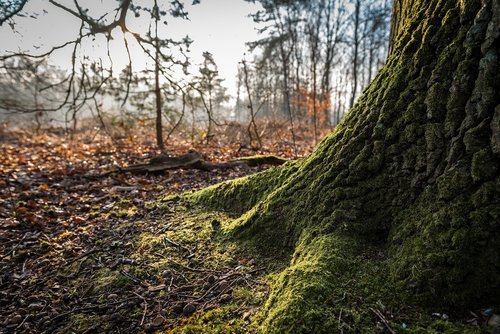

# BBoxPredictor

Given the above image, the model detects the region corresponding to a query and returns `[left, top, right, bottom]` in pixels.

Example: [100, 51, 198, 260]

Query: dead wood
[123, 150, 204, 172]
[88, 151, 288, 177]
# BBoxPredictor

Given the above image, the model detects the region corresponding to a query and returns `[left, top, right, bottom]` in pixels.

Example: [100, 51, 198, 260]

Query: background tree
[246, 0, 391, 136]
[249, 0, 300, 152]
[0, 0, 28, 25]
[240, 58, 263, 148]
[0, 56, 66, 129]
[190, 0, 500, 332]
[0, 0, 193, 149]
[190, 52, 228, 145]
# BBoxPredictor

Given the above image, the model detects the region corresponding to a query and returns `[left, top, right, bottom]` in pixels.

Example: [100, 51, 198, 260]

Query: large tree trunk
[190, 0, 499, 332]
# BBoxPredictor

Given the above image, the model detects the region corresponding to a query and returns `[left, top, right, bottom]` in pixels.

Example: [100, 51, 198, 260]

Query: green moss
[172, 305, 257, 333]
[425, 123, 444, 151]
[404, 320, 481, 334]
[93, 268, 131, 293]
[107, 208, 133, 218]
[261, 233, 355, 333]
[89, 211, 100, 219]
[436, 167, 473, 200]
[471, 149, 497, 181]
[402, 123, 421, 144]
[389, 184, 500, 307]
[232, 287, 264, 306]
[189, 162, 299, 215]
[160, 194, 181, 202]
[39, 240, 52, 249]
[60, 314, 99, 334]
[403, 96, 426, 125]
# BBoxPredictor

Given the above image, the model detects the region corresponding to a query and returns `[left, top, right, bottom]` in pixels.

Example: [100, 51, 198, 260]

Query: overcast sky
[0, 0, 264, 98]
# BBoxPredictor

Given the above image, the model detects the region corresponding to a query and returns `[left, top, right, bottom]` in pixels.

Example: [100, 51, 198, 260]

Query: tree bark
[190, 0, 500, 332]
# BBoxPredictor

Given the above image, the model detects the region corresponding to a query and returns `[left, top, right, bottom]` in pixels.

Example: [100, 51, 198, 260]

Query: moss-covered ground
[180, 171, 494, 334]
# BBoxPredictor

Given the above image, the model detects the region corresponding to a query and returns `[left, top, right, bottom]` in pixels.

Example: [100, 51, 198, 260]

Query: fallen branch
[121, 151, 205, 172]
[86, 151, 288, 177]
[223, 155, 287, 167]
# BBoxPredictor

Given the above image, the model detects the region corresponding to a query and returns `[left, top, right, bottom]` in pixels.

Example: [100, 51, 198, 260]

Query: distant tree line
[0, 0, 390, 150]
[237, 0, 391, 144]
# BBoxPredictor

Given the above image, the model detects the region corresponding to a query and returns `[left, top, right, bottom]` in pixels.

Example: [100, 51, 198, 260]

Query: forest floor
[0, 126, 318, 333]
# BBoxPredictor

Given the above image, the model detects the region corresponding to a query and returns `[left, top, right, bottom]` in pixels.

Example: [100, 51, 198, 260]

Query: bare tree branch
[0, 0, 29, 26]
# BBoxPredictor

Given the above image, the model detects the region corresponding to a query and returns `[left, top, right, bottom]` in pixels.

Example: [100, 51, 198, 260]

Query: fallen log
[122, 151, 204, 172]
[216, 155, 288, 168]
[87, 151, 288, 178]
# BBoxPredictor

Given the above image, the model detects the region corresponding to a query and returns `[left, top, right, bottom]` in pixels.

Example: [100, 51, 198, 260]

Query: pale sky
[0, 0, 265, 98]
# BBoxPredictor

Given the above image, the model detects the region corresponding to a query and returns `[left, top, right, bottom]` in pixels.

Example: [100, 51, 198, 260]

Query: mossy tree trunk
[191, 0, 499, 332]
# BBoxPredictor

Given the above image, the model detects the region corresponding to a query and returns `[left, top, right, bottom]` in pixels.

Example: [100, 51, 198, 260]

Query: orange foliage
[291, 86, 331, 126]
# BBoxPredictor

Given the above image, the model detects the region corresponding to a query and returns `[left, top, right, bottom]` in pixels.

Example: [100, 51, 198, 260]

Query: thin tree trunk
[242, 60, 262, 148]
[349, 0, 360, 109]
[154, 1, 164, 151]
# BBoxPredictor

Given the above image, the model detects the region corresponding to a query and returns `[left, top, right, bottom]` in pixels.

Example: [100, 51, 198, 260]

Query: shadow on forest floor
[0, 128, 307, 333]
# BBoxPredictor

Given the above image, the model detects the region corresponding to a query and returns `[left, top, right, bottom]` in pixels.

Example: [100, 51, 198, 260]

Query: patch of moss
[57, 313, 99, 334]
[171, 305, 257, 334]
[107, 207, 136, 219]
[93, 268, 131, 293]
[188, 162, 299, 215]
[471, 149, 497, 182]
[89, 210, 101, 219]
[403, 322, 480, 333]
[390, 184, 500, 307]
[436, 166, 473, 200]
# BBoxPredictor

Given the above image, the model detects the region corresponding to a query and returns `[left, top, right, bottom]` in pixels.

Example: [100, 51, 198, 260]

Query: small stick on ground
[65, 248, 98, 265]
[133, 292, 148, 326]
[167, 258, 222, 274]
[162, 237, 192, 254]
[369, 307, 396, 334]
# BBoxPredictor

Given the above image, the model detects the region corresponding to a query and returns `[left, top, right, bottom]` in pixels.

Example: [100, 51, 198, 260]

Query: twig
[202, 276, 243, 310]
[133, 292, 148, 326]
[162, 237, 191, 254]
[369, 307, 396, 334]
[1, 233, 28, 260]
[65, 248, 98, 265]
[168, 259, 221, 274]
[110, 175, 133, 186]
[4, 172, 18, 221]
[14, 315, 29, 330]
[168, 275, 174, 291]
[246, 267, 266, 275]
[81, 323, 101, 334]
[50, 297, 137, 323]
[119, 270, 146, 285]
[171, 267, 189, 283]
[333, 291, 347, 304]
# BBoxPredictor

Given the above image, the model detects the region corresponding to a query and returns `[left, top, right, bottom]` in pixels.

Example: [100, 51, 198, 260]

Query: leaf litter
[0, 129, 311, 333]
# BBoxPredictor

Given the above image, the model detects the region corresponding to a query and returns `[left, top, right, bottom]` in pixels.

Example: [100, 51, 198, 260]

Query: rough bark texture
[187, 0, 499, 332]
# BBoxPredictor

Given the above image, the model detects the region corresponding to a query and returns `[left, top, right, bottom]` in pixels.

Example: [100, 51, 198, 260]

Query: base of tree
[172, 158, 497, 333]
[167, 1, 500, 331]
